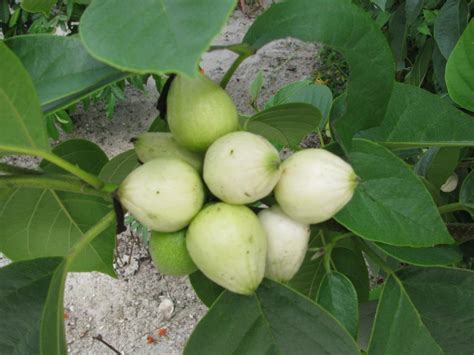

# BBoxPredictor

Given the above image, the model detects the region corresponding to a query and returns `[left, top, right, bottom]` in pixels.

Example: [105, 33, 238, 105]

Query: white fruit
[203, 131, 281, 204]
[275, 149, 357, 224]
[186, 203, 267, 295]
[132, 132, 203, 171]
[118, 158, 205, 232]
[258, 205, 310, 282]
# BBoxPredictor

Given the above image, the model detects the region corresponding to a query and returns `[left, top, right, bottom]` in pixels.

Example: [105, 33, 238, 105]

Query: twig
[92, 334, 121, 354]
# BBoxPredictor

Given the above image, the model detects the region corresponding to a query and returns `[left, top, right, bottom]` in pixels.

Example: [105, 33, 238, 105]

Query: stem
[220, 52, 252, 89]
[0, 175, 112, 200]
[40, 151, 105, 189]
[438, 202, 467, 214]
[320, 231, 332, 273]
[0, 162, 42, 175]
[0, 146, 106, 189]
[67, 210, 116, 260]
[355, 238, 394, 275]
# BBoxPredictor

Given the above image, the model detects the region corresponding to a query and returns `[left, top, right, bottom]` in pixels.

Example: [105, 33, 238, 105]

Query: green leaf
[0, 257, 68, 355]
[399, 267, 474, 354]
[0, 140, 114, 275]
[414, 147, 460, 189]
[405, 0, 424, 25]
[460, 170, 474, 215]
[405, 38, 435, 86]
[21, 0, 56, 15]
[6, 35, 127, 114]
[432, 43, 448, 93]
[40, 139, 108, 175]
[374, 243, 462, 266]
[434, 0, 469, 59]
[79, 0, 236, 76]
[389, 4, 408, 71]
[243, 103, 321, 149]
[243, 0, 394, 151]
[316, 271, 358, 338]
[368, 275, 443, 354]
[358, 82, 474, 147]
[358, 301, 377, 351]
[99, 150, 140, 185]
[265, 80, 333, 127]
[0, 188, 115, 275]
[189, 270, 224, 308]
[184, 279, 360, 355]
[332, 247, 370, 302]
[249, 70, 264, 104]
[335, 139, 454, 247]
[446, 21, 474, 112]
[0, 42, 50, 153]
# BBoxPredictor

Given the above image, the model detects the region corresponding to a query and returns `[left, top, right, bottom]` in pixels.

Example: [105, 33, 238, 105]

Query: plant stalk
[0, 175, 112, 200]
[220, 52, 253, 89]
[438, 202, 467, 215]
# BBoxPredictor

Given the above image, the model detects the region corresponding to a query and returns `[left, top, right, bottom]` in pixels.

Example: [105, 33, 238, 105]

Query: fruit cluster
[119, 73, 357, 295]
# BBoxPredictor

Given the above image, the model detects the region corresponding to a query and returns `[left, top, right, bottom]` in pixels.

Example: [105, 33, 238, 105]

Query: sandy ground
[1, 8, 320, 354]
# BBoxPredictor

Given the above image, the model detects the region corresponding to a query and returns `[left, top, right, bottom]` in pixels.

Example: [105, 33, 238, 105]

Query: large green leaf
[243, 103, 321, 150]
[434, 0, 468, 59]
[189, 270, 224, 308]
[446, 21, 474, 112]
[0, 42, 50, 153]
[6, 35, 127, 114]
[265, 80, 333, 127]
[184, 279, 360, 355]
[389, 4, 408, 71]
[316, 271, 358, 338]
[0, 257, 68, 355]
[80, 0, 236, 76]
[368, 275, 443, 354]
[359, 82, 474, 146]
[99, 150, 140, 185]
[0, 140, 114, 275]
[404, 38, 434, 86]
[399, 267, 474, 354]
[335, 139, 454, 247]
[243, 0, 395, 151]
[374, 243, 462, 266]
[21, 0, 55, 15]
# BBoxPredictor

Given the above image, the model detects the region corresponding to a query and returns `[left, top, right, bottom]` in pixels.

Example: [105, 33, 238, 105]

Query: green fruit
[149, 230, 197, 276]
[132, 132, 203, 171]
[186, 203, 267, 295]
[167, 73, 239, 152]
[118, 158, 205, 232]
[203, 131, 281, 204]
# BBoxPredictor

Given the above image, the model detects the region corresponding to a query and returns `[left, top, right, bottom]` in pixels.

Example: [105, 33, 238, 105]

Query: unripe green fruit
[203, 131, 281, 204]
[132, 132, 203, 172]
[167, 73, 239, 152]
[149, 230, 197, 276]
[258, 205, 310, 283]
[275, 149, 357, 224]
[118, 158, 205, 232]
[186, 203, 267, 295]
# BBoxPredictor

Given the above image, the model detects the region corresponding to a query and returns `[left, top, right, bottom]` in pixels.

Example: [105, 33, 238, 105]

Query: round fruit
[167, 73, 239, 152]
[258, 205, 310, 282]
[186, 203, 267, 295]
[203, 131, 281, 204]
[132, 132, 203, 171]
[118, 158, 205, 232]
[149, 230, 197, 276]
[275, 149, 357, 224]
